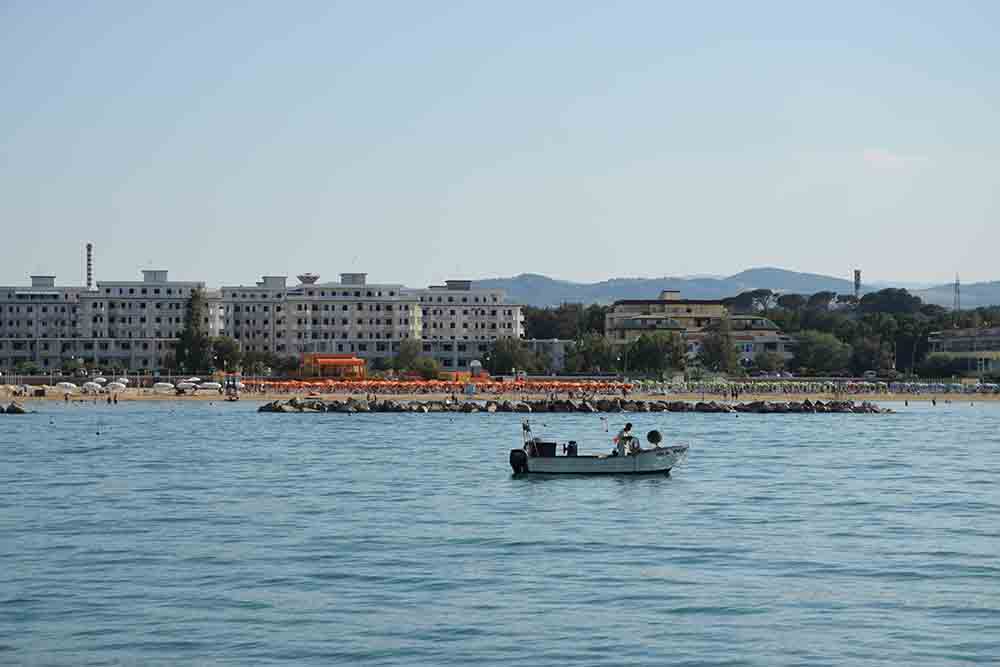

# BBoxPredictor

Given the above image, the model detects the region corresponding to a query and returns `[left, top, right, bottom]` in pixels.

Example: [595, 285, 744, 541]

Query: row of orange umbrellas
[246, 379, 634, 392]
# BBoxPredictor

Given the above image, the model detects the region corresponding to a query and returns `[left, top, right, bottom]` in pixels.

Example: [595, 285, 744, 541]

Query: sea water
[2, 401, 999, 665]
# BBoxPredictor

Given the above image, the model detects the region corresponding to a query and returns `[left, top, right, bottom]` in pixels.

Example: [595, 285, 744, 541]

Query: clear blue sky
[2, 1, 997, 288]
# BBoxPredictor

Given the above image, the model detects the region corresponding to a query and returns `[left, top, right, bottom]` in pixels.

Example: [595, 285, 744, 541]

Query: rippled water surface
[2, 401, 1000, 665]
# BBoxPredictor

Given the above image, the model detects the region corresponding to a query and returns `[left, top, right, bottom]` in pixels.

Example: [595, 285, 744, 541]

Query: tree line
[729, 287, 998, 378]
[518, 288, 1000, 379]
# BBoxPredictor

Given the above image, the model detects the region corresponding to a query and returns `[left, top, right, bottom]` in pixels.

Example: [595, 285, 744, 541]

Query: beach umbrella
[106, 382, 127, 391]
[185, 377, 202, 383]
[93, 377, 108, 384]
[198, 382, 221, 390]
[82, 381, 102, 393]
[56, 381, 78, 392]
[176, 382, 196, 390]
[153, 382, 175, 391]
[116, 377, 129, 385]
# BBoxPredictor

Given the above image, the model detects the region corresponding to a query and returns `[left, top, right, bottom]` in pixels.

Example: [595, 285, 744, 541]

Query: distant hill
[914, 281, 1000, 309]
[474, 268, 1000, 308]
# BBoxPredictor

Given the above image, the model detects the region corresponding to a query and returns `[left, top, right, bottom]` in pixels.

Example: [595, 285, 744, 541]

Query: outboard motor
[647, 430, 663, 446]
[510, 449, 529, 474]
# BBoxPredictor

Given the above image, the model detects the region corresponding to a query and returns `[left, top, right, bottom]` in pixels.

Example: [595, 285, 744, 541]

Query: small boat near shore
[509, 421, 688, 476]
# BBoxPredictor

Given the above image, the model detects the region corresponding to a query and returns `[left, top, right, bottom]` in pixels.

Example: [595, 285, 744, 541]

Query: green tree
[768, 307, 801, 334]
[175, 288, 212, 372]
[370, 357, 392, 372]
[583, 304, 608, 335]
[15, 360, 41, 374]
[836, 294, 860, 307]
[626, 332, 683, 376]
[754, 350, 785, 372]
[160, 351, 177, 372]
[749, 289, 777, 314]
[849, 337, 893, 376]
[806, 291, 837, 310]
[776, 293, 807, 311]
[697, 317, 740, 373]
[859, 288, 922, 315]
[792, 330, 852, 374]
[393, 339, 423, 371]
[522, 306, 559, 339]
[410, 356, 441, 380]
[916, 353, 965, 379]
[212, 336, 242, 371]
[920, 304, 949, 320]
[274, 355, 302, 375]
[894, 315, 928, 373]
[523, 303, 603, 340]
[242, 350, 275, 375]
[484, 338, 541, 375]
[721, 292, 756, 313]
[61, 357, 86, 374]
[564, 333, 616, 373]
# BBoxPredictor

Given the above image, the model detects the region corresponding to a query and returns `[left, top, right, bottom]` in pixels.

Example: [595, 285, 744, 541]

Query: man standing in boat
[613, 422, 633, 456]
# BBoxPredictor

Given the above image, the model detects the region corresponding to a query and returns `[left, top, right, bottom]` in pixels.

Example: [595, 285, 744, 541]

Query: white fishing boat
[509, 421, 688, 476]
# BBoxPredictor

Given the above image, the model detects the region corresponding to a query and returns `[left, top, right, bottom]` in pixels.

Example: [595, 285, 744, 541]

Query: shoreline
[4, 388, 997, 404]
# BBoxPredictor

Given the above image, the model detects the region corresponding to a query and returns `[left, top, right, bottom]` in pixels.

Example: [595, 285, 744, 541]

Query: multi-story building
[220, 272, 423, 367]
[605, 290, 727, 348]
[410, 280, 524, 370]
[928, 328, 1000, 375]
[0, 270, 215, 372]
[0, 268, 523, 374]
[686, 315, 797, 366]
[77, 270, 214, 371]
[219, 276, 293, 357]
[218, 273, 525, 371]
[0, 275, 87, 371]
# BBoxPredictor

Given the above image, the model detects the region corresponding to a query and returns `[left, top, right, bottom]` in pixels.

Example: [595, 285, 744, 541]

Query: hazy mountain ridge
[473, 268, 1000, 308]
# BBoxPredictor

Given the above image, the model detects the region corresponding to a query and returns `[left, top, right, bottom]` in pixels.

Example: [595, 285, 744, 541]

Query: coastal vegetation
[523, 287, 1000, 379]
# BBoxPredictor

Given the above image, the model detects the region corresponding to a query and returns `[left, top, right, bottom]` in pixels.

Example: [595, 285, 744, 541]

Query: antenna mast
[953, 274, 961, 327]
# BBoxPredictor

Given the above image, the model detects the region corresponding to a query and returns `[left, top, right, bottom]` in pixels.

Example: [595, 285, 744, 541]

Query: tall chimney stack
[86, 243, 93, 289]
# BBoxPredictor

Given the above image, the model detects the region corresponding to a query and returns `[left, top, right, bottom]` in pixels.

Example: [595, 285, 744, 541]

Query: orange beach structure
[301, 354, 367, 379]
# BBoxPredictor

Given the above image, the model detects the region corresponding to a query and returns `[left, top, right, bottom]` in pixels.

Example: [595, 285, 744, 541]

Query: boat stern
[509, 449, 529, 474]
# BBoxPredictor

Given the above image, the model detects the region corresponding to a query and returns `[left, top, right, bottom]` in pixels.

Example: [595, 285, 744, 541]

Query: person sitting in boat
[613, 423, 634, 456]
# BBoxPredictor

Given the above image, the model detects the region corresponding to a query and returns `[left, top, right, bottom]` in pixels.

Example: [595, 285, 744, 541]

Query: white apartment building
[76, 270, 216, 371]
[219, 275, 524, 370]
[0, 269, 523, 373]
[220, 273, 423, 365]
[410, 280, 524, 369]
[0, 270, 214, 372]
[0, 276, 87, 371]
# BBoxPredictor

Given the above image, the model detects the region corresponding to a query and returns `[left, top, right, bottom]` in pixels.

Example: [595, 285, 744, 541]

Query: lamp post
[617, 346, 628, 377]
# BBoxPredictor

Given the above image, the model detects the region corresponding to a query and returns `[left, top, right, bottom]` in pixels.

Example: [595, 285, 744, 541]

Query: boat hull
[512, 445, 688, 475]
